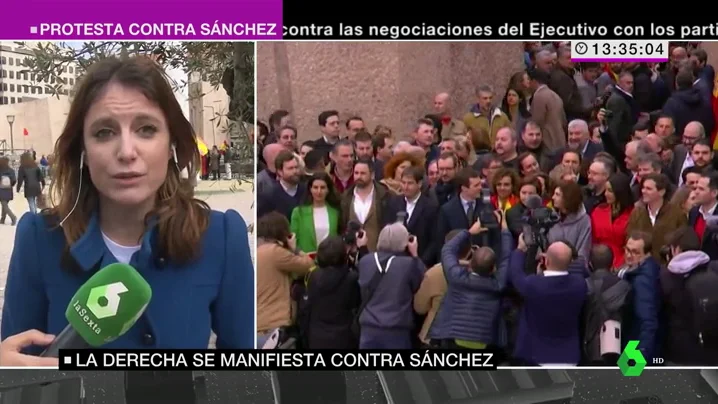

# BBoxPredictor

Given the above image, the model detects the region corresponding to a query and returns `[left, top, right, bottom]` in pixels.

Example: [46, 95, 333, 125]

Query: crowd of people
[0, 151, 48, 224]
[255, 41, 718, 366]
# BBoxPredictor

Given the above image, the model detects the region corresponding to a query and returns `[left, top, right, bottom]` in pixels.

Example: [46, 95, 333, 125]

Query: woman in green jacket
[291, 172, 341, 253]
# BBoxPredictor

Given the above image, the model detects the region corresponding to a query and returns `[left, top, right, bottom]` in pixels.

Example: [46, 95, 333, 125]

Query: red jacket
[590, 203, 633, 269]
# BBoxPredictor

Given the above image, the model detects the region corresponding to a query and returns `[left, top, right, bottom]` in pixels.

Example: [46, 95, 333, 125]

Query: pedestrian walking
[0, 156, 17, 225]
[16, 153, 45, 214]
[209, 146, 221, 180]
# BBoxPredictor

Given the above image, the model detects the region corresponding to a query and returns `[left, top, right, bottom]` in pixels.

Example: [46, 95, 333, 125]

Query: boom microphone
[40, 263, 153, 357]
[524, 194, 544, 210]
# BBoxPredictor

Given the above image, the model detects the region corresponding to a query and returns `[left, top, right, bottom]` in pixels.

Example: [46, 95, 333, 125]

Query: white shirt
[678, 153, 694, 187]
[542, 270, 568, 277]
[313, 206, 330, 245]
[102, 232, 141, 264]
[353, 185, 374, 224]
[647, 204, 660, 226]
[460, 197, 475, 216]
[405, 193, 421, 222]
[699, 202, 718, 219]
[280, 180, 298, 197]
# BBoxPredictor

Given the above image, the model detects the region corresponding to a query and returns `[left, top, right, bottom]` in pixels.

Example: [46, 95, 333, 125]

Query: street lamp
[6, 115, 14, 154]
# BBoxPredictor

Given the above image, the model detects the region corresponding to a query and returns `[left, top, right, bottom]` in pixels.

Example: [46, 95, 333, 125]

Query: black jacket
[304, 265, 360, 349]
[662, 86, 715, 138]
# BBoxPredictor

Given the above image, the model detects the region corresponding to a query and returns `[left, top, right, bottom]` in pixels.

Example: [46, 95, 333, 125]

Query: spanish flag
[491, 194, 520, 213]
[712, 74, 718, 150]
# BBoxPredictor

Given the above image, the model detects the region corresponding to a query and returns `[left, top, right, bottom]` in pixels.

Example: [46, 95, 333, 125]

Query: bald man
[508, 238, 588, 365]
[662, 46, 688, 93]
[433, 92, 466, 139]
[257, 143, 284, 197]
[673, 121, 706, 185]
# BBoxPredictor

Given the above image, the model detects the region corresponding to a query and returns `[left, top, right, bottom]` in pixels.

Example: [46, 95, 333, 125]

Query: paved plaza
[0, 179, 255, 330]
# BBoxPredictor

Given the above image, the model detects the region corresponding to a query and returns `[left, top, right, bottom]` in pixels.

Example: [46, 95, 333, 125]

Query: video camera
[478, 187, 499, 230]
[521, 194, 560, 252]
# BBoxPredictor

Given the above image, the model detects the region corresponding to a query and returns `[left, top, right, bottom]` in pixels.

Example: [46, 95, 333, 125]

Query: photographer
[507, 235, 588, 365]
[302, 236, 360, 349]
[439, 210, 514, 351]
[660, 226, 718, 365]
[356, 223, 425, 349]
[548, 180, 592, 262]
[256, 212, 315, 348]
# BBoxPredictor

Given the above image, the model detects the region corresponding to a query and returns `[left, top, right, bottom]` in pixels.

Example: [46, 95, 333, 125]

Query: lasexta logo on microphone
[72, 282, 128, 335]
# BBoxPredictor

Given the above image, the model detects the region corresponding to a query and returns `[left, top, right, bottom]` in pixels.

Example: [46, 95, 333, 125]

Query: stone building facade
[257, 42, 525, 142]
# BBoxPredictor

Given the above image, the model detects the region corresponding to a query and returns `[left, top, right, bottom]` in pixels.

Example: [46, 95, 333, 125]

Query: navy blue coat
[622, 256, 663, 363]
[662, 86, 715, 138]
[0, 167, 16, 202]
[438, 229, 513, 345]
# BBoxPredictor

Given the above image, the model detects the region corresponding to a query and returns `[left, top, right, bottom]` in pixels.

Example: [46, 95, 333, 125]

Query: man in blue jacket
[508, 235, 587, 365]
[619, 231, 663, 364]
[437, 210, 513, 351]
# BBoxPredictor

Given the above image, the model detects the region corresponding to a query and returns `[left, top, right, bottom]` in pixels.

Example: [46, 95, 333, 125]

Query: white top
[405, 193, 421, 222]
[353, 185, 374, 224]
[313, 206, 330, 245]
[678, 153, 694, 187]
[102, 232, 141, 264]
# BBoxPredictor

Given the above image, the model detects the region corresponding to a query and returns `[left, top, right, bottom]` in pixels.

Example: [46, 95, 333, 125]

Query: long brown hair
[48, 56, 209, 265]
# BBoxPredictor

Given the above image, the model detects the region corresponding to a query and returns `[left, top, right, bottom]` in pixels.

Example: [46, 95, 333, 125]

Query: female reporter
[0, 56, 254, 365]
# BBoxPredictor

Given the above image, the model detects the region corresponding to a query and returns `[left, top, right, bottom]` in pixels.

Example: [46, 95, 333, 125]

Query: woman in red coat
[590, 172, 636, 269]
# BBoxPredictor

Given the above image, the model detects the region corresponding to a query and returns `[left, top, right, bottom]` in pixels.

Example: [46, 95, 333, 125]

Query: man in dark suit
[436, 167, 499, 259]
[671, 121, 707, 185]
[257, 150, 305, 220]
[312, 110, 342, 159]
[688, 173, 718, 260]
[385, 166, 439, 266]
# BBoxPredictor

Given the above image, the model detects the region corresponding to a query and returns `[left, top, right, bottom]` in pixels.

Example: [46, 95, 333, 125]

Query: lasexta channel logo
[617, 340, 647, 376]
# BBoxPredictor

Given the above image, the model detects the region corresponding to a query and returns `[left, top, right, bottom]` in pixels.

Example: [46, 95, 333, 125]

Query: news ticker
[59, 349, 498, 371]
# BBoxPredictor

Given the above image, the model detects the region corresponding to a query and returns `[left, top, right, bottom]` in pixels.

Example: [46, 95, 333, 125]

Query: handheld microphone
[40, 263, 153, 357]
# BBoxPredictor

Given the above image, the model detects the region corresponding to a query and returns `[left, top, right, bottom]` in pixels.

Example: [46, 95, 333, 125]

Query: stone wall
[257, 42, 525, 141]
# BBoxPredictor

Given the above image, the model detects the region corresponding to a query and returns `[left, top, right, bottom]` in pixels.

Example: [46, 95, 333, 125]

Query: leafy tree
[15, 41, 254, 165]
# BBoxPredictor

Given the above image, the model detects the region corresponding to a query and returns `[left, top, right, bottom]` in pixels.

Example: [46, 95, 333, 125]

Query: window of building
[69, 66, 74, 74]
[10, 97, 15, 104]
[70, 78, 75, 85]
[0, 57, 5, 64]
[18, 98, 22, 103]
[63, 66, 67, 73]
[31, 73, 35, 82]
[9, 84, 14, 92]
[8, 58, 13, 66]
[23, 85, 28, 93]
[0, 97, 7, 105]
[0, 70, 5, 78]
[9, 71, 13, 79]
[1, 83, 6, 91]
[30, 86, 35, 94]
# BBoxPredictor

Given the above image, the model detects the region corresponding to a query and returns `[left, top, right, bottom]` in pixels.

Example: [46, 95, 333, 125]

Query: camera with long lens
[343, 221, 362, 245]
[522, 195, 560, 253]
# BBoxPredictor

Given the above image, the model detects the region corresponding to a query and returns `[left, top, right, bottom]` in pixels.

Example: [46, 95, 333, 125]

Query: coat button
[143, 333, 155, 346]
[155, 257, 166, 268]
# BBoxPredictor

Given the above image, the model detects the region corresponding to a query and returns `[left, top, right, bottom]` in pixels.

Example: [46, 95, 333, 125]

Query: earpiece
[171, 144, 178, 165]
[79, 151, 85, 168]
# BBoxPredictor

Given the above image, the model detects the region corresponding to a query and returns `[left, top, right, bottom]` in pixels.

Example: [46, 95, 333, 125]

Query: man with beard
[493, 127, 520, 171]
[340, 159, 389, 252]
[434, 152, 459, 205]
[257, 150, 305, 220]
[690, 139, 715, 176]
[672, 121, 705, 185]
[518, 120, 555, 172]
